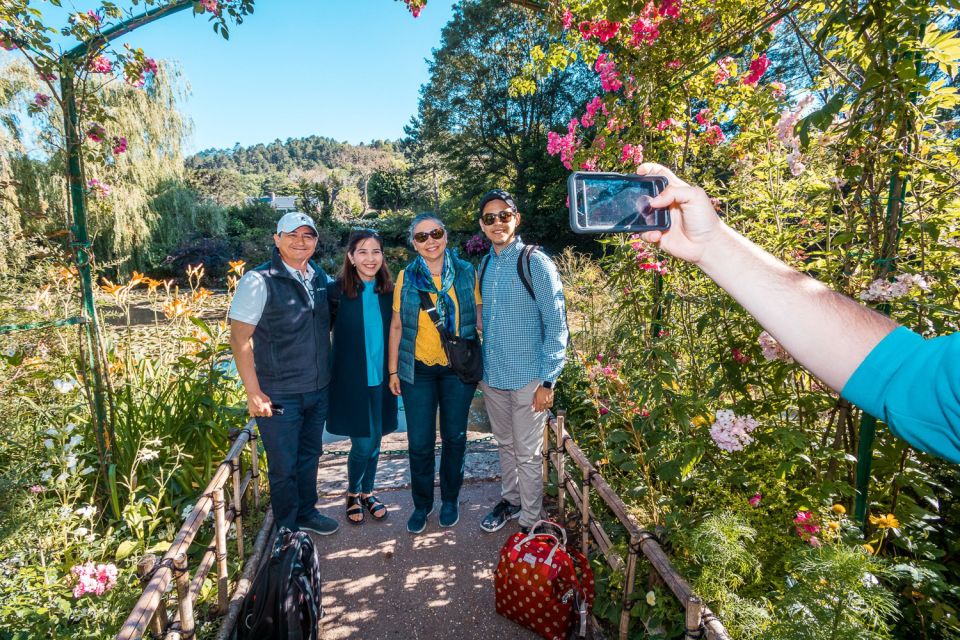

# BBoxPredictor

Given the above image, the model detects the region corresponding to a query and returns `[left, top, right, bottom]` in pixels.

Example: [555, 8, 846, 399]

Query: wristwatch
[541, 380, 554, 390]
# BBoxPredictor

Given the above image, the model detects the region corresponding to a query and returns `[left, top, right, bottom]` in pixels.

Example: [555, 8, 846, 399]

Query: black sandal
[361, 494, 388, 520]
[346, 494, 364, 525]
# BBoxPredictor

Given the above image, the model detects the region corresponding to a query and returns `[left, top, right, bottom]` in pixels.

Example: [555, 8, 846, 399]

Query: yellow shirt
[393, 270, 481, 367]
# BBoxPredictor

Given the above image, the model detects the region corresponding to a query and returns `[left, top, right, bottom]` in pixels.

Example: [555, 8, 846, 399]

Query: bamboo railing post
[580, 468, 591, 557]
[136, 554, 167, 636]
[556, 413, 567, 524]
[231, 458, 245, 561]
[542, 417, 551, 484]
[249, 428, 261, 510]
[212, 487, 230, 614]
[172, 553, 194, 638]
[685, 596, 703, 639]
[619, 536, 640, 639]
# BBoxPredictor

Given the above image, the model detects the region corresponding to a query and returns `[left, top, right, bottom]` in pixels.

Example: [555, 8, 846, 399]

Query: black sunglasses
[480, 210, 517, 225]
[413, 228, 445, 243]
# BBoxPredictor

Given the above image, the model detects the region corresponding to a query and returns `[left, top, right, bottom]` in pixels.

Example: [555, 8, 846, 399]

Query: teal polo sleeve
[841, 326, 960, 463]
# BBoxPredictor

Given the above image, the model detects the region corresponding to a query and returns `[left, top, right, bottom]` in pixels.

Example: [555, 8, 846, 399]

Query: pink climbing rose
[742, 54, 770, 86]
[704, 124, 725, 145]
[595, 54, 623, 92]
[749, 493, 761, 507]
[621, 143, 644, 167]
[88, 56, 112, 74]
[112, 137, 127, 155]
[562, 9, 574, 30]
[71, 562, 118, 598]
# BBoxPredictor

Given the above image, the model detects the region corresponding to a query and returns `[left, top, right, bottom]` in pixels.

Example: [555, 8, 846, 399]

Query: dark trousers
[347, 385, 384, 495]
[400, 361, 476, 511]
[256, 386, 328, 531]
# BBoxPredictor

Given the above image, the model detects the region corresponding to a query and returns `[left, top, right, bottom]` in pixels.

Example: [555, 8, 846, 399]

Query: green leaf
[115, 539, 138, 561]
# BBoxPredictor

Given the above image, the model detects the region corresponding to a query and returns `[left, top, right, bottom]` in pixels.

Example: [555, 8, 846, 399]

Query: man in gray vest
[229, 212, 338, 535]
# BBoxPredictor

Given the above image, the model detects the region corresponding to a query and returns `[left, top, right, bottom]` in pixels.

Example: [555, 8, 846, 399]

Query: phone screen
[569, 173, 670, 233]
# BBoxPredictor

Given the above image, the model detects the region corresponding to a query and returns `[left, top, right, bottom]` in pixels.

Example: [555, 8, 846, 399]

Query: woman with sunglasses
[388, 213, 482, 534]
[327, 229, 398, 525]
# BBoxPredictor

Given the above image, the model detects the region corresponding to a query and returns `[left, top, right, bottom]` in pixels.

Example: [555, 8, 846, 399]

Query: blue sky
[13, 0, 456, 153]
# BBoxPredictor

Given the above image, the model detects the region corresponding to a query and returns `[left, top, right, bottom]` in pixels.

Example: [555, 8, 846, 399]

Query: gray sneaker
[297, 511, 340, 536]
[480, 499, 521, 532]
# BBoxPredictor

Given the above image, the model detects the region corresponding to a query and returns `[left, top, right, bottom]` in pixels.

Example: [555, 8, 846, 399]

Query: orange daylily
[228, 260, 246, 275]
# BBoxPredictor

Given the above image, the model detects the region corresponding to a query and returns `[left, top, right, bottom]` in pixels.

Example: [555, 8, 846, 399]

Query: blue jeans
[400, 362, 477, 511]
[347, 385, 384, 494]
[256, 387, 328, 531]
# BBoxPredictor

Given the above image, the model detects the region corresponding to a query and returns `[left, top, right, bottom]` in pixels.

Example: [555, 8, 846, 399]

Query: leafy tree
[407, 0, 595, 247]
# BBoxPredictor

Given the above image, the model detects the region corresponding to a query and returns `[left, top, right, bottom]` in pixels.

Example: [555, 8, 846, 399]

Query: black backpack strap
[478, 254, 491, 293]
[327, 281, 342, 326]
[517, 244, 539, 300]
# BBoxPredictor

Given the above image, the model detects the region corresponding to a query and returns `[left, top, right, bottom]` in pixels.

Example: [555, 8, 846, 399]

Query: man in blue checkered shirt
[476, 189, 569, 534]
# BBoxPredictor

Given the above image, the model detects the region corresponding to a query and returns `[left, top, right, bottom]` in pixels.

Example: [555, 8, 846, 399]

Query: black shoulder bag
[417, 290, 483, 385]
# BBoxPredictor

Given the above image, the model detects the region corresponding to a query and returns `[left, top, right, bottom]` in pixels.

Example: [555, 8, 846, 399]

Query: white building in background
[244, 193, 298, 212]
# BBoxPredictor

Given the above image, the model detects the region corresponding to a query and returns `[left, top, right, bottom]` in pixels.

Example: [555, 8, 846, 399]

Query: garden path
[308, 428, 538, 639]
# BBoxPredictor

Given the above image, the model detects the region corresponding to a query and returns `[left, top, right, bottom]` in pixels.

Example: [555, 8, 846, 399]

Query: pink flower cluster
[794, 510, 821, 546]
[29, 485, 43, 494]
[656, 118, 676, 131]
[595, 54, 623, 92]
[776, 94, 815, 147]
[579, 19, 621, 42]
[128, 57, 159, 88]
[749, 493, 761, 507]
[88, 56, 112, 74]
[34, 93, 51, 108]
[112, 137, 127, 155]
[630, 235, 668, 274]
[741, 54, 770, 86]
[758, 331, 793, 362]
[86, 124, 106, 143]
[87, 178, 112, 199]
[547, 118, 580, 170]
[630, 13, 660, 46]
[860, 273, 929, 302]
[704, 124, 725, 145]
[659, 0, 682, 18]
[562, 9, 574, 30]
[580, 97, 608, 128]
[731, 348, 751, 364]
[695, 108, 712, 126]
[709, 409, 759, 452]
[621, 143, 644, 167]
[580, 157, 598, 171]
[666, 59, 682, 70]
[770, 81, 786, 99]
[713, 56, 734, 84]
[199, 0, 221, 15]
[71, 562, 118, 598]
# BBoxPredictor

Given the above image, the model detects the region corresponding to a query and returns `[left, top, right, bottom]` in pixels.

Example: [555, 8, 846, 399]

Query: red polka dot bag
[494, 520, 596, 639]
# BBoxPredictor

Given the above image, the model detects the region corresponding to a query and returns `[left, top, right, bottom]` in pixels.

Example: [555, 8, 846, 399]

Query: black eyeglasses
[480, 210, 517, 225]
[413, 228, 445, 243]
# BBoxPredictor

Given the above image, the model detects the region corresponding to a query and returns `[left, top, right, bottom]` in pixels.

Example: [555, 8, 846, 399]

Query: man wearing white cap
[229, 212, 339, 535]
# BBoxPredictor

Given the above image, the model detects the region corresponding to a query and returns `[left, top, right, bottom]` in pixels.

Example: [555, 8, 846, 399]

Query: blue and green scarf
[409, 250, 457, 335]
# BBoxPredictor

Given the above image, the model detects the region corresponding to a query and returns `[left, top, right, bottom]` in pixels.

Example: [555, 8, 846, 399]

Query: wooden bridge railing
[117, 420, 272, 640]
[543, 411, 731, 640]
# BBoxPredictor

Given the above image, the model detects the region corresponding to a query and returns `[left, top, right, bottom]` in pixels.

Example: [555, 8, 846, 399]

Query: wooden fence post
[172, 553, 195, 638]
[249, 428, 261, 510]
[685, 596, 703, 639]
[231, 458, 245, 561]
[136, 554, 168, 636]
[580, 468, 591, 558]
[619, 536, 639, 639]
[556, 412, 567, 524]
[212, 487, 230, 615]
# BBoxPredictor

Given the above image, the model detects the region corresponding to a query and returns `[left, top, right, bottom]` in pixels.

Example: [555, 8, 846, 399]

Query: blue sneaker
[439, 501, 459, 528]
[297, 511, 340, 536]
[480, 499, 521, 533]
[407, 504, 434, 534]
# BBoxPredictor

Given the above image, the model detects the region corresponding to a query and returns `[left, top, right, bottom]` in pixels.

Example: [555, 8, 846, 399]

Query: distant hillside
[187, 135, 401, 176]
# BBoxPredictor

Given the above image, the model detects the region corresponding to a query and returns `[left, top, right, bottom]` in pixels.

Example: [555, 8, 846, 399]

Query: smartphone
[270, 403, 285, 416]
[568, 172, 670, 233]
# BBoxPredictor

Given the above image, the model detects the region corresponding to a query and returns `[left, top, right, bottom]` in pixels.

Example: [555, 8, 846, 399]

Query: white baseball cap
[276, 211, 318, 235]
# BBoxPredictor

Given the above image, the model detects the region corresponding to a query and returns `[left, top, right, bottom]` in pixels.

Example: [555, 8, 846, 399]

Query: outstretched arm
[636, 163, 898, 393]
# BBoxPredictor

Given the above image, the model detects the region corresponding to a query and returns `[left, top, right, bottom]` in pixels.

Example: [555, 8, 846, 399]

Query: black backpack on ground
[235, 527, 324, 640]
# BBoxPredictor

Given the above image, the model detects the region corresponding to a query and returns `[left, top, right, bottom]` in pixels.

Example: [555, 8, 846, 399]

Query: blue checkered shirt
[480, 237, 568, 391]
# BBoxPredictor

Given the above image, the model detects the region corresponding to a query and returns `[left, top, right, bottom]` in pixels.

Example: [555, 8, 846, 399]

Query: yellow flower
[691, 415, 711, 428]
[862, 543, 875, 555]
[868, 513, 899, 529]
[828, 521, 840, 531]
[832, 504, 846, 515]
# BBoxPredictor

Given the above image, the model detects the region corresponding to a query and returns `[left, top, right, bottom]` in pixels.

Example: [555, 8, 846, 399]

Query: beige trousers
[480, 379, 547, 528]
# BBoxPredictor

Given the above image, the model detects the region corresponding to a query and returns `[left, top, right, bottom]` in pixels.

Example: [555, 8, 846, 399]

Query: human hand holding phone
[634, 163, 724, 266]
[246, 389, 273, 418]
